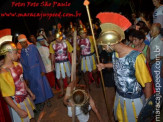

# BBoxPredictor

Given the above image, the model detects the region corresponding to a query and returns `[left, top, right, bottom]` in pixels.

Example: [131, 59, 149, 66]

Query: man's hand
[97, 63, 105, 71]
[17, 109, 28, 118]
[63, 95, 69, 106]
[30, 93, 36, 100]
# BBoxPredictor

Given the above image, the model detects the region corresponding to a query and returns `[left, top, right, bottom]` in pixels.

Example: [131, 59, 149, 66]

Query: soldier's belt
[55, 59, 69, 63]
[81, 52, 95, 57]
[117, 90, 143, 99]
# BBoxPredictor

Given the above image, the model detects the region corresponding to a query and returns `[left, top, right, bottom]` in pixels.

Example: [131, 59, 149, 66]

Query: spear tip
[83, 0, 90, 6]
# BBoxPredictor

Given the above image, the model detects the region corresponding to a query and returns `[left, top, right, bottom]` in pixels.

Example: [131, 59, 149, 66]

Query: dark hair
[0, 55, 5, 61]
[73, 91, 85, 104]
[139, 26, 150, 34]
[136, 21, 146, 28]
[73, 91, 89, 115]
[81, 102, 89, 115]
[132, 30, 145, 40]
[128, 29, 137, 36]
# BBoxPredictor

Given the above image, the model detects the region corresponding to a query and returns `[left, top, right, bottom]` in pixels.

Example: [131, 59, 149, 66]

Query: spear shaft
[84, 0, 111, 119]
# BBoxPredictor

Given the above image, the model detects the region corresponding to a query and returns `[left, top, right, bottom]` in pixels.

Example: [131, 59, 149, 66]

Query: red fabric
[0, 29, 11, 38]
[88, 72, 100, 84]
[96, 12, 131, 31]
[55, 79, 60, 90]
[56, 78, 68, 90]
[68, 53, 72, 64]
[146, 62, 156, 93]
[63, 78, 68, 88]
[45, 71, 55, 87]
[0, 93, 12, 122]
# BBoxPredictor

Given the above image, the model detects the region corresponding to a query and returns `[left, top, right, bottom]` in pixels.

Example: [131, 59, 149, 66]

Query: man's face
[29, 36, 36, 44]
[39, 40, 45, 46]
[19, 41, 28, 48]
[8, 50, 18, 61]
[152, 0, 160, 7]
[102, 45, 113, 53]
[56, 37, 63, 43]
[150, 25, 159, 38]
[80, 32, 87, 39]
[136, 25, 140, 30]
[132, 37, 143, 47]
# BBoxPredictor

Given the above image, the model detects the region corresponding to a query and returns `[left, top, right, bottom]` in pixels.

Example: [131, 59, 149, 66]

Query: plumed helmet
[78, 20, 87, 35]
[0, 29, 16, 56]
[55, 31, 63, 40]
[79, 28, 87, 35]
[96, 12, 131, 45]
[0, 42, 17, 56]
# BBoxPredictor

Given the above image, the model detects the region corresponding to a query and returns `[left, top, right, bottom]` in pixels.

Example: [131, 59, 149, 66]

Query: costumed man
[63, 82, 103, 122]
[36, 36, 55, 88]
[0, 29, 12, 122]
[96, 12, 153, 122]
[77, 23, 99, 90]
[49, 31, 73, 98]
[0, 29, 35, 122]
[36, 28, 49, 46]
[18, 34, 53, 111]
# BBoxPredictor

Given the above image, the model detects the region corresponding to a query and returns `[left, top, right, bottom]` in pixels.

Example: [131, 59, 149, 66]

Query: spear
[83, 0, 111, 120]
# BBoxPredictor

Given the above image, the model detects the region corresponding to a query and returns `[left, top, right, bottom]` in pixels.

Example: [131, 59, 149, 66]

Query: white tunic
[37, 46, 52, 73]
[68, 105, 91, 122]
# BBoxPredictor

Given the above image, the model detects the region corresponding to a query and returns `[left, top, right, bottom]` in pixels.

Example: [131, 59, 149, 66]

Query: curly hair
[81, 101, 90, 115]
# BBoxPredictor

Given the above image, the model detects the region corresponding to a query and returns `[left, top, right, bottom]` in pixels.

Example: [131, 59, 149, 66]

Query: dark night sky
[0, 0, 156, 37]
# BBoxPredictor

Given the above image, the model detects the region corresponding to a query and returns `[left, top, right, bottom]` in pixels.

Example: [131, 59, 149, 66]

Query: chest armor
[112, 50, 143, 98]
[9, 64, 27, 103]
[78, 38, 91, 55]
[53, 41, 68, 61]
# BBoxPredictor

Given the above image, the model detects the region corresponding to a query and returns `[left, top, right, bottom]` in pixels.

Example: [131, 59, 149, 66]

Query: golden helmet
[55, 31, 63, 40]
[79, 28, 87, 35]
[97, 23, 124, 45]
[0, 42, 17, 56]
[0, 28, 16, 56]
[96, 12, 131, 46]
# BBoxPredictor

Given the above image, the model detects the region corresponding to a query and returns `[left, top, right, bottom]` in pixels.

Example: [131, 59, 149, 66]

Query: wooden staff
[83, 0, 111, 119]
[71, 29, 77, 122]
[71, 29, 77, 83]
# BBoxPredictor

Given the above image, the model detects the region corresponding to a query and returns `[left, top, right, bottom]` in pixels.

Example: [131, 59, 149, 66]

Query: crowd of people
[0, 0, 163, 122]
